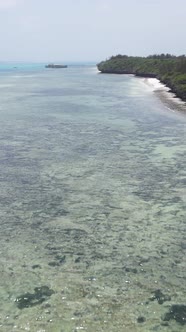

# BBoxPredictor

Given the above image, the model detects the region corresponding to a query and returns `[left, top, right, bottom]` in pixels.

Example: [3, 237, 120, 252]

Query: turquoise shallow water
[0, 65, 186, 331]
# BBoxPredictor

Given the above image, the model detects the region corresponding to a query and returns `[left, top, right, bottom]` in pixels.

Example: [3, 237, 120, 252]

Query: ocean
[0, 63, 185, 332]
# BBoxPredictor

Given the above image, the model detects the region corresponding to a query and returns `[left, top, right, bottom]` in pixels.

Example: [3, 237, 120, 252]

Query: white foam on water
[142, 77, 186, 109]
[11, 75, 36, 78]
[143, 78, 169, 91]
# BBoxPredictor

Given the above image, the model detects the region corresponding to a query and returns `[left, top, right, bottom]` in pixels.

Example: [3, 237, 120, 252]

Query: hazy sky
[0, 0, 185, 62]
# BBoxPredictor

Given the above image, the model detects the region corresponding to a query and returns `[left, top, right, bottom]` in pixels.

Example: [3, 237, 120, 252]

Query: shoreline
[98, 71, 186, 112]
[97, 55, 186, 103]
[142, 77, 186, 112]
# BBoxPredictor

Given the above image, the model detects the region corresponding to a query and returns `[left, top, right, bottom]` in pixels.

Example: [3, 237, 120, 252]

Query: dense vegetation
[97, 54, 186, 101]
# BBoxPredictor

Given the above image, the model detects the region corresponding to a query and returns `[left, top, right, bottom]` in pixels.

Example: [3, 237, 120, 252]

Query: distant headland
[97, 54, 186, 102]
[45, 64, 68, 68]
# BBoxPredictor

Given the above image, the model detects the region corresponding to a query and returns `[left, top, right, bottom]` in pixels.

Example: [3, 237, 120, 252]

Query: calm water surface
[0, 65, 186, 332]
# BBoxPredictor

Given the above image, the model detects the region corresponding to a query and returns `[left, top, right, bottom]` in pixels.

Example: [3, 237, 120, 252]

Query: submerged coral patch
[15, 286, 54, 309]
[163, 305, 186, 325]
[137, 316, 146, 323]
[149, 289, 171, 305]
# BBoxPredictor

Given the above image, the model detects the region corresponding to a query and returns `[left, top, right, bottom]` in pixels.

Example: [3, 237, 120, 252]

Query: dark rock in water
[150, 289, 171, 304]
[32, 264, 41, 269]
[163, 304, 186, 325]
[161, 321, 169, 326]
[48, 261, 60, 267]
[137, 316, 146, 323]
[125, 267, 138, 274]
[75, 257, 81, 263]
[16, 292, 42, 309]
[15, 286, 54, 309]
[55, 255, 66, 264]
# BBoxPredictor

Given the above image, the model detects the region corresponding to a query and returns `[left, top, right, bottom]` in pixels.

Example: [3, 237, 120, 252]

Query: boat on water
[45, 64, 68, 68]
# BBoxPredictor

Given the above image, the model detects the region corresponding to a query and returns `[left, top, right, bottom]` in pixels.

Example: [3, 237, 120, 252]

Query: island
[45, 64, 68, 68]
[97, 54, 186, 101]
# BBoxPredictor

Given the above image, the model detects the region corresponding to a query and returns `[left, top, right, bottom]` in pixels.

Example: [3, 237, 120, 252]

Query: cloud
[0, 0, 23, 9]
